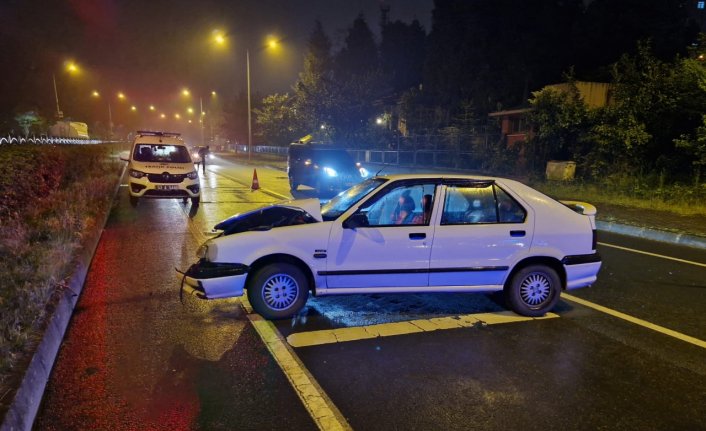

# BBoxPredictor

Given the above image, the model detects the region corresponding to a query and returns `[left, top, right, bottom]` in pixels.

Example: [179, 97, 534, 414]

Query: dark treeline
[233, 0, 705, 184]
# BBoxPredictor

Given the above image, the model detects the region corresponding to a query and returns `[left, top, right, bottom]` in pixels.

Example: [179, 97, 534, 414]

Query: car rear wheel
[505, 265, 561, 317]
[247, 263, 309, 320]
[289, 175, 298, 191]
[129, 195, 138, 207]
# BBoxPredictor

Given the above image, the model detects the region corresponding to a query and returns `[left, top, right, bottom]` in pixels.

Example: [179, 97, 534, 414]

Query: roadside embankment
[0, 144, 124, 428]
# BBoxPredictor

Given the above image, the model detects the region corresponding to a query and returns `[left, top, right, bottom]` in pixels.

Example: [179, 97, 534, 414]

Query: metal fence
[249, 133, 501, 171]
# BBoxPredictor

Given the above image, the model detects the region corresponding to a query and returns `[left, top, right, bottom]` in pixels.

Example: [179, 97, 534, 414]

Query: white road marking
[181, 175, 349, 431]
[562, 293, 706, 349]
[287, 312, 559, 348]
[241, 297, 352, 431]
[598, 242, 706, 268]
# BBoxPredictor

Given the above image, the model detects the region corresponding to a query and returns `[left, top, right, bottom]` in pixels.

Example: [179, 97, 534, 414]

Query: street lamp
[211, 31, 280, 160]
[52, 60, 81, 119]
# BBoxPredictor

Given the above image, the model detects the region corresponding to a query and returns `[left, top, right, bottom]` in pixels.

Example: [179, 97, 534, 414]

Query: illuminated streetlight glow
[212, 29, 226, 46]
[175, 113, 181, 119]
[65, 61, 79, 74]
[160, 113, 166, 119]
[211, 91, 217, 96]
[117, 92, 126, 100]
[187, 107, 194, 114]
[149, 105, 155, 111]
[267, 36, 279, 49]
[91, 90, 100, 97]
[130, 105, 137, 111]
[182, 88, 190, 97]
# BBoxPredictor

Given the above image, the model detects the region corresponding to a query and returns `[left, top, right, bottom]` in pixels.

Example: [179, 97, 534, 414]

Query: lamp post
[247, 49, 252, 161]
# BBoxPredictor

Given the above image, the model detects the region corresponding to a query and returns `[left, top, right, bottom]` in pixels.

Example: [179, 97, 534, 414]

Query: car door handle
[409, 233, 426, 240]
[510, 230, 526, 237]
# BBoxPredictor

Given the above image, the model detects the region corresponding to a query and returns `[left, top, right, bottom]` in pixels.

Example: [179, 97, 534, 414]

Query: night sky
[1, 0, 433, 116]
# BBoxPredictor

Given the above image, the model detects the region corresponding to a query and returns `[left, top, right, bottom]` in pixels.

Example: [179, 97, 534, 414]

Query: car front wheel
[505, 265, 561, 317]
[247, 263, 309, 319]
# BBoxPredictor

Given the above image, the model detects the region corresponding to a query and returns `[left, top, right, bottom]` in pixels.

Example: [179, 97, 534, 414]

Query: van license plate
[156, 185, 179, 190]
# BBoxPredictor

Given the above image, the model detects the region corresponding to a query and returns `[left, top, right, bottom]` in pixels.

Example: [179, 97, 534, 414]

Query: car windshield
[133, 144, 191, 163]
[321, 178, 386, 221]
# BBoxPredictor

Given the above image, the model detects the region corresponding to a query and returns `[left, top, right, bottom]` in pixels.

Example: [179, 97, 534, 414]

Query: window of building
[698, 1, 705, 9]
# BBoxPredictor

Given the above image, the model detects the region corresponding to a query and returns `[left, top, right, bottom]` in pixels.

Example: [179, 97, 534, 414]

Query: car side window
[359, 183, 436, 226]
[441, 184, 497, 225]
[495, 185, 526, 223]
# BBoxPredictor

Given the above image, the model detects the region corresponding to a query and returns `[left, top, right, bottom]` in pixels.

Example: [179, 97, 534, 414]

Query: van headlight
[129, 169, 145, 179]
[186, 171, 198, 180]
[323, 167, 338, 177]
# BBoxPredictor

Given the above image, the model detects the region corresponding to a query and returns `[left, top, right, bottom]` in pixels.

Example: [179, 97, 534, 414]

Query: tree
[379, 19, 426, 94]
[331, 15, 385, 147]
[14, 111, 46, 136]
[254, 93, 304, 146]
[292, 21, 337, 135]
[527, 83, 591, 174]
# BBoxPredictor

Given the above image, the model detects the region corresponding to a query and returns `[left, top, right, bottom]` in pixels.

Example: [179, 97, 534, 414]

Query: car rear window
[133, 144, 191, 163]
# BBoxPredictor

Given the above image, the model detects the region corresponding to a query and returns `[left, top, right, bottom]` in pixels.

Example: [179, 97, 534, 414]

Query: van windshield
[133, 144, 191, 163]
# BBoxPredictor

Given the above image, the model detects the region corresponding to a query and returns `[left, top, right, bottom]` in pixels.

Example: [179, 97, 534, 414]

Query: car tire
[289, 175, 298, 191]
[129, 195, 138, 207]
[247, 263, 309, 320]
[505, 264, 561, 317]
[192, 196, 200, 206]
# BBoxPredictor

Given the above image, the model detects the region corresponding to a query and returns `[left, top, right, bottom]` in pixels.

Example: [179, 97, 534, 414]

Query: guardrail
[0, 135, 105, 145]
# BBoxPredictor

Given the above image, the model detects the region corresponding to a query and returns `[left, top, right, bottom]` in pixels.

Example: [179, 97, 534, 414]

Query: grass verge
[0, 144, 122, 406]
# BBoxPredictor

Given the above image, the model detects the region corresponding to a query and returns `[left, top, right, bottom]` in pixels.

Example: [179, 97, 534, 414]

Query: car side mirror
[343, 212, 369, 230]
[119, 155, 129, 162]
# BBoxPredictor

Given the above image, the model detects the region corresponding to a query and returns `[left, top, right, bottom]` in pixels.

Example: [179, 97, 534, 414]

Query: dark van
[287, 143, 369, 193]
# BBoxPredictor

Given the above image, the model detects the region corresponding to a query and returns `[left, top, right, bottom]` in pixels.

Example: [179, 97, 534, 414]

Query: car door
[429, 180, 533, 288]
[324, 180, 440, 289]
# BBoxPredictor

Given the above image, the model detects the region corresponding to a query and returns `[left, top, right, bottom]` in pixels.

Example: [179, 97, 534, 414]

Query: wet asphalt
[34, 157, 706, 430]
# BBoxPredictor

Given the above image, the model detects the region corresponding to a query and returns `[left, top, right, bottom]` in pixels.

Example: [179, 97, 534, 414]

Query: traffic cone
[251, 169, 260, 190]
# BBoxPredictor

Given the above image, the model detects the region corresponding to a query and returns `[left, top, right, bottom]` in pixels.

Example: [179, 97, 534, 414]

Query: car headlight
[129, 169, 145, 179]
[359, 167, 369, 178]
[196, 242, 209, 259]
[186, 171, 198, 180]
[323, 167, 338, 177]
[192, 152, 199, 159]
[208, 153, 215, 160]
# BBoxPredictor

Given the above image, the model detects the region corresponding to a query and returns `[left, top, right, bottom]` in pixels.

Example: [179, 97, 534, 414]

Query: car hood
[212, 198, 322, 236]
[282, 198, 323, 221]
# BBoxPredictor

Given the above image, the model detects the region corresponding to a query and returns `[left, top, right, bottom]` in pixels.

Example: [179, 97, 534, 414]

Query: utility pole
[52, 73, 63, 119]
[247, 49, 252, 161]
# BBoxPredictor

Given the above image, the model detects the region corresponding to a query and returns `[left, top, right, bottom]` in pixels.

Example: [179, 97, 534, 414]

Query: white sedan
[178, 174, 601, 319]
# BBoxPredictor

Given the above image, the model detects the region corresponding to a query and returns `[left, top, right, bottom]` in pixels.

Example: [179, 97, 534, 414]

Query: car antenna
[375, 165, 387, 176]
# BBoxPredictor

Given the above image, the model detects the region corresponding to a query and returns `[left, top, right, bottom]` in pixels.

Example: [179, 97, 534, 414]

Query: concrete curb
[1, 164, 126, 431]
[596, 220, 706, 250]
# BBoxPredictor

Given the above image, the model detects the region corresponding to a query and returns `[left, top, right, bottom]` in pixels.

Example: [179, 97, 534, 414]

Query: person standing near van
[198, 146, 210, 173]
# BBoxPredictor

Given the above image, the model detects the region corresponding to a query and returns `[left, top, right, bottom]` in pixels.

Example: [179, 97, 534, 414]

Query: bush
[0, 144, 121, 383]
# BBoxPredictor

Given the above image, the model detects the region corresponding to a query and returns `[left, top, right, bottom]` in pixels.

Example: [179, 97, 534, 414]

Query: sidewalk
[218, 152, 706, 249]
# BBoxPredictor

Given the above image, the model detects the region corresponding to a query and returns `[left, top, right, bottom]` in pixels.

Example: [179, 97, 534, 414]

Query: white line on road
[181, 175, 350, 431]
[562, 293, 706, 349]
[240, 296, 352, 431]
[598, 242, 706, 268]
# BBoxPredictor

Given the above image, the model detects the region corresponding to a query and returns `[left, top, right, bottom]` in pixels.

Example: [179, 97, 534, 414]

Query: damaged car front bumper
[176, 260, 249, 299]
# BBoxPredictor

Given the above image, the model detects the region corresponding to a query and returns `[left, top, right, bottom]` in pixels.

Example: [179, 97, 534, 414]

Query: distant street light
[53, 60, 81, 119]
[210, 31, 280, 160]
[149, 105, 156, 111]
[117, 92, 126, 100]
[182, 88, 191, 97]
